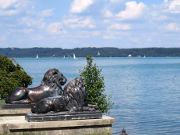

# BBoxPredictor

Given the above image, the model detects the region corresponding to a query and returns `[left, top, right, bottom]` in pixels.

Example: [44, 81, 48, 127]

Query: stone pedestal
[0, 104, 32, 116]
[0, 108, 30, 116]
[1, 104, 32, 109]
[0, 115, 114, 135]
[26, 111, 102, 122]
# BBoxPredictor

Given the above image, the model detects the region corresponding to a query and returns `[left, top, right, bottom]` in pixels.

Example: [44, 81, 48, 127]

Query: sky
[0, 0, 180, 48]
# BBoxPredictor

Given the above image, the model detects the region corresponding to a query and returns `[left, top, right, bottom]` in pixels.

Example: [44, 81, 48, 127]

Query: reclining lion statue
[31, 77, 99, 113]
[5, 68, 67, 104]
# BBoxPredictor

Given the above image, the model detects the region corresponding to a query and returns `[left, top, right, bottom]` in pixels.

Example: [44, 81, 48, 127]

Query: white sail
[97, 51, 101, 56]
[128, 54, 132, 57]
[36, 54, 39, 59]
[73, 53, 76, 59]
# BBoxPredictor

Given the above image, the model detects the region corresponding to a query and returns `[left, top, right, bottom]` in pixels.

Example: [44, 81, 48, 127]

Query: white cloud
[164, 0, 168, 3]
[151, 12, 168, 21]
[116, 1, 146, 20]
[81, 31, 100, 36]
[63, 17, 95, 29]
[108, 23, 131, 30]
[74, 31, 101, 38]
[11, 28, 34, 34]
[110, 0, 123, 3]
[103, 35, 116, 39]
[19, 17, 46, 29]
[168, 0, 180, 13]
[41, 9, 54, 17]
[0, 0, 18, 9]
[23, 29, 34, 33]
[47, 22, 64, 34]
[91, 31, 100, 36]
[0, 0, 29, 16]
[0, 10, 18, 15]
[70, 0, 94, 13]
[166, 23, 180, 31]
[104, 9, 113, 17]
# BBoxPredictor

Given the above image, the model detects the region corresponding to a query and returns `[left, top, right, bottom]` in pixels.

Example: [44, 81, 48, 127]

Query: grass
[0, 99, 5, 107]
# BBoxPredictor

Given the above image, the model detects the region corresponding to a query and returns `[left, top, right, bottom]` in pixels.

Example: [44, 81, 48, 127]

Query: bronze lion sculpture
[31, 77, 99, 113]
[5, 68, 67, 104]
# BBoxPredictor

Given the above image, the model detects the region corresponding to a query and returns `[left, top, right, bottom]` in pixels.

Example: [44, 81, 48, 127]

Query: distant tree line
[1, 47, 180, 57]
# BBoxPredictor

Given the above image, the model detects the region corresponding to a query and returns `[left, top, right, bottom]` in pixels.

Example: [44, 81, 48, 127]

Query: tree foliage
[80, 56, 113, 113]
[0, 55, 32, 99]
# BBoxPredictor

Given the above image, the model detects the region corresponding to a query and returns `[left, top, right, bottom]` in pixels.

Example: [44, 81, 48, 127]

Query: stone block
[26, 111, 102, 122]
[1, 104, 33, 109]
[0, 115, 114, 135]
[0, 108, 30, 116]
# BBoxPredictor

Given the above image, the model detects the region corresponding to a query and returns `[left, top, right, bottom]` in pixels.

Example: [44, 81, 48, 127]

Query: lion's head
[41, 68, 67, 91]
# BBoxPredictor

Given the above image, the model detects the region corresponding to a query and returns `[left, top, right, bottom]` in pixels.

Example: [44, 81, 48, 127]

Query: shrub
[0, 55, 32, 99]
[80, 56, 113, 113]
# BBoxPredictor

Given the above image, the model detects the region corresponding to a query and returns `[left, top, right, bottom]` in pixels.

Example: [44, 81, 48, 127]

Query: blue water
[15, 57, 180, 135]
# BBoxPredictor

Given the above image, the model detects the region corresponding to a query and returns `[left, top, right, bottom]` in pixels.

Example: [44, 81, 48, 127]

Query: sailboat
[73, 53, 76, 59]
[63, 55, 65, 59]
[128, 54, 132, 57]
[36, 54, 39, 59]
[97, 51, 101, 56]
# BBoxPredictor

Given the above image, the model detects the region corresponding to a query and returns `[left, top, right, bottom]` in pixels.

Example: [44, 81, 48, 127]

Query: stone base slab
[0, 108, 30, 116]
[26, 111, 102, 122]
[1, 104, 33, 109]
[0, 115, 114, 135]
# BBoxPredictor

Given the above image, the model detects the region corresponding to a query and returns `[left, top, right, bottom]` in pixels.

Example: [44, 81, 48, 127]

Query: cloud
[47, 22, 65, 34]
[73, 31, 101, 38]
[19, 17, 46, 29]
[151, 11, 168, 21]
[0, 0, 29, 16]
[166, 23, 180, 31]
[168, 0, 180, 13]
[82, 31, 100, 36]
[116, 1, 146, 20]
[103, 9, 113, 17]
[0, 0, 19, 9]
[108, 23, 131, 30]
[0, 10, 19, 16]
[22, 29, 34, 33]
[70, 0, 94, 13]
[41, 9, 54, 17]
[63, 16, 95, 29]
[110, 0, 123, 3]
[103, 35, 117, 39]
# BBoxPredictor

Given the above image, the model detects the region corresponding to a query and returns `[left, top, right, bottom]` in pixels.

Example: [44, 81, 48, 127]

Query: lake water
[15, 57, 180, 135]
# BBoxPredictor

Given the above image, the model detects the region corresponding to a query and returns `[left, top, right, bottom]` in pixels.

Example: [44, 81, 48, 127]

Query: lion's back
[63, 77, 87, 111]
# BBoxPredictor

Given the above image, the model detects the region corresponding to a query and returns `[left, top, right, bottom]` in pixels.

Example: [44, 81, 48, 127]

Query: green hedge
[0, 55, 32, 99]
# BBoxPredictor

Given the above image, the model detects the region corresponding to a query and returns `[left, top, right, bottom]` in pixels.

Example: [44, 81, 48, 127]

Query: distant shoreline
[1, 47, 180, 57]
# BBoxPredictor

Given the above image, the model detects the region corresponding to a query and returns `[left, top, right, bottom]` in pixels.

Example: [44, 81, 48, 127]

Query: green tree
[0, 55, 32, 99]
[80, 56, 113, 113]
